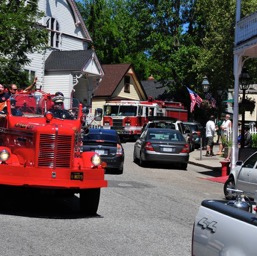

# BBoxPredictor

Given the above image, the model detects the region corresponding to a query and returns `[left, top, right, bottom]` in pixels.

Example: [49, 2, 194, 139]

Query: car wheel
[224, 177, 236, 200]
[116, 165, 124, 175]
[133, 151, 138, 163]
[139, 152, 146, 167]
[80, 188, 100, 215]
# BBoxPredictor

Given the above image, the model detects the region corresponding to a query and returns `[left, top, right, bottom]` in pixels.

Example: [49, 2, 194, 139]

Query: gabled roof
[141, 80, 167, 99]
[45, 50, 93, 71]
[68, 0, 92, 42]
[94, 64, 132, 97]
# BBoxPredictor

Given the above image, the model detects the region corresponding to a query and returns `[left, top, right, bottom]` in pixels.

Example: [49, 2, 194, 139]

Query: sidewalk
[189, 144, 227, 170]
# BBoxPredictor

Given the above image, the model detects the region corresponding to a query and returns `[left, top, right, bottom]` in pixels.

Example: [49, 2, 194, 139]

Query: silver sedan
[224, 151, 257, 199]
[133, 128, 190, 170]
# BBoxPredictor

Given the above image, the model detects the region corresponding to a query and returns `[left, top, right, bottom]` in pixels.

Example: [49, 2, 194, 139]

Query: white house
[24, 0, 104, 106]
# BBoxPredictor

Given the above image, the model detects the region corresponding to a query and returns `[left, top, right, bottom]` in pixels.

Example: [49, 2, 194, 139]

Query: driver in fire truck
[50, 92, 74, 120]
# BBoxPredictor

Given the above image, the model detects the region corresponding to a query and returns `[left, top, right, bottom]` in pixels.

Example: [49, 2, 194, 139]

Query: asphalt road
[0, 143, 224, 256]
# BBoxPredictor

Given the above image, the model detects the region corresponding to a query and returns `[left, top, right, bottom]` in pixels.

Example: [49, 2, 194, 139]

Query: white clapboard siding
[43, 74, 73, 108]
[38, 0, 84, 39]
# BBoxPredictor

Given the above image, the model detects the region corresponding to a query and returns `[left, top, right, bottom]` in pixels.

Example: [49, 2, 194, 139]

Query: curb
[188, 160, 220, 170]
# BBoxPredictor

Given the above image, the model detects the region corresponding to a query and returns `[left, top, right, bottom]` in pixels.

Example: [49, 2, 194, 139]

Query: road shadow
[0, 187, 103, 219]
[199, 167, 223, 177]
[134, 162, 187, 170]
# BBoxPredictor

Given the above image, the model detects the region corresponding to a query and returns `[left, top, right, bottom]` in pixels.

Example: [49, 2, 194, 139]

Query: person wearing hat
[50, 92, 74, 119]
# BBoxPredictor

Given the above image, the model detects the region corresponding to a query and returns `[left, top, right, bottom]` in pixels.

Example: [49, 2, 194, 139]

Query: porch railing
[235, 11, 257, 45]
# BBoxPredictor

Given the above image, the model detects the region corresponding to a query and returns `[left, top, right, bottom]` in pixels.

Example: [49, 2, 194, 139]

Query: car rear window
[148, 130, 184, 141]
[83, 134, 118, 142]
[148, 122, 175, 129]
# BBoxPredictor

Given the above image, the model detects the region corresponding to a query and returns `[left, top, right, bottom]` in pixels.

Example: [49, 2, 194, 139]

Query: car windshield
[104, 105, 137, 116]
[11, 93, 80, 119]
[243, 153, 257, 168]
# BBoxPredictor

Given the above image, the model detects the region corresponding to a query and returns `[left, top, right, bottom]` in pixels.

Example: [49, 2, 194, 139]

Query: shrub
[252, 134, 257, 148]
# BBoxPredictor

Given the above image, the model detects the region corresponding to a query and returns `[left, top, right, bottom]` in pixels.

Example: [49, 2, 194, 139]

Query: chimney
[148, 75, 154, 80]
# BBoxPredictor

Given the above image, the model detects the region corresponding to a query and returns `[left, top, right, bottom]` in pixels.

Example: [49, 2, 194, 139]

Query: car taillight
[145, 142, 154, 151]
[116, 144, 123, 156]
[181, 143, 190, 153]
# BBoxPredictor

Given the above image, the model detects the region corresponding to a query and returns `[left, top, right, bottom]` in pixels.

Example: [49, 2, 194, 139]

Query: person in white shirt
[217, 114, 232, 155]
[205, 115, 217, 156]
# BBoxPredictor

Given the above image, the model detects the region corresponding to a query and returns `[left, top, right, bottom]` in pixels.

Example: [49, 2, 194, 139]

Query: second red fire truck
[102, 98, 188, 140]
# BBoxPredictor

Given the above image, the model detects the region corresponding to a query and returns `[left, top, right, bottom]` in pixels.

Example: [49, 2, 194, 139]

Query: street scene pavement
[189, 144, 230, 178]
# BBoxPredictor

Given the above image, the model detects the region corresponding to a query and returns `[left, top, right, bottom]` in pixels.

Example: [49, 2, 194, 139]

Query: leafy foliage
[0, 0, 47, 85]
[76, 0, 257, 123]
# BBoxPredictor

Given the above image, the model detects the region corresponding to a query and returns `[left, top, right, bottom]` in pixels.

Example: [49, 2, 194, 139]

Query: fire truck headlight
[45, 111, 53, 122]
[0, 150, 10, 162]
[91, 154, 101, 166]
[125, 122, 131, 126]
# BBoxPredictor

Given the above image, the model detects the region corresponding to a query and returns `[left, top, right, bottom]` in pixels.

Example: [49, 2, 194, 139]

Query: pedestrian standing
[244, 126, 252, 148]
[205, 115, 217, 156]
[217, 114, 232, 155]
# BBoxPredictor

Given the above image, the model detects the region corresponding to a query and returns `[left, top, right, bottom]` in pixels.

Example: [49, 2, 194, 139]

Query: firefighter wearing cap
[50, 92, 74, 119]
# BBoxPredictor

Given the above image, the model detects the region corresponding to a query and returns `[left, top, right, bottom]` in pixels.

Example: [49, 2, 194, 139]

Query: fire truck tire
[80, 188, 100, 215]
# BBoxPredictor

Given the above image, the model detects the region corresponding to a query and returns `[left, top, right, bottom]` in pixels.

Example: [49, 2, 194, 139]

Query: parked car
[224, 151, 257, 199]
[133, 128, 190, 170]
[82, 128, 124, 174]
[142, 118, 194, 151]
[183, 121, 204, 149]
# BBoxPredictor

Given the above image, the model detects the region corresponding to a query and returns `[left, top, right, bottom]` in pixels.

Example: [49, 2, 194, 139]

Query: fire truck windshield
[9, 93, 80, 119]
[104, 105, 137, 116]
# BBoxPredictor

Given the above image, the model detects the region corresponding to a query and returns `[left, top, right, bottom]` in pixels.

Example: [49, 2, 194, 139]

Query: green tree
[77, 0, 154, 80]
[0, 0, 47, 85]
[76, 0, 257, 118]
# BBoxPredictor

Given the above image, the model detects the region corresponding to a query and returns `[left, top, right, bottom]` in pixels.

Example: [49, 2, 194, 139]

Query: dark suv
[182, 122, 204, 149]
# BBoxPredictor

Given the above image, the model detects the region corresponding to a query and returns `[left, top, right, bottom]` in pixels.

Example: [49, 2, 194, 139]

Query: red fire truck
[102, 98, 188, 140]
[0, 91, 107, 215]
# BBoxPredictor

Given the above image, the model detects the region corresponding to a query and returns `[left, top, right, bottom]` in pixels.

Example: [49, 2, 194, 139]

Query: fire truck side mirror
[94, 108, 103, 121]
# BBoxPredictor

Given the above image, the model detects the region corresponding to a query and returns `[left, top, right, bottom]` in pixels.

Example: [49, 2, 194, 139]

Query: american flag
[186, 87, 203, 112]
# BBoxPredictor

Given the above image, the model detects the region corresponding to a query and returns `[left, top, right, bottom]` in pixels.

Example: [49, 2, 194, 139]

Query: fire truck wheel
[80, 188, 100, 215]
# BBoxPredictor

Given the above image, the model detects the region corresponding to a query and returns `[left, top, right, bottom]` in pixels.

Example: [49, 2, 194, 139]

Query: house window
[124, 76, 130, 93]
[46, 17, 60, 48]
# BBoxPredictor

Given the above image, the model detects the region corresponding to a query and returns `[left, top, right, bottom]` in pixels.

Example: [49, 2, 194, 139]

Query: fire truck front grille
[112, 119, 123, 129]
[38, 134, 72, 168]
